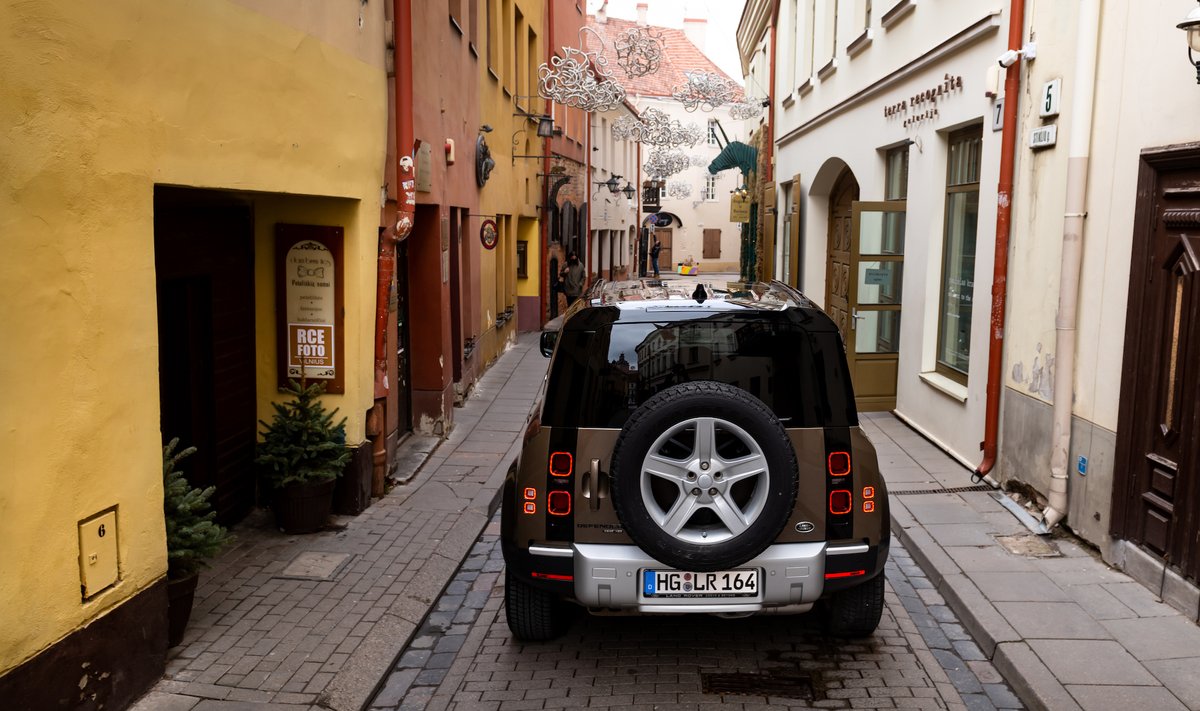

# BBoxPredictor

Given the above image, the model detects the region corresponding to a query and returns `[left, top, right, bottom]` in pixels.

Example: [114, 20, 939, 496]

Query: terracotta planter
[271, 478, 336, 533]
[166, 573, 199, 648]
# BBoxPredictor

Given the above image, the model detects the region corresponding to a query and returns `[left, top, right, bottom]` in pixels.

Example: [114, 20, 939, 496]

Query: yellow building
[477, 0, 547, 358]
[0, 0, 388, 705]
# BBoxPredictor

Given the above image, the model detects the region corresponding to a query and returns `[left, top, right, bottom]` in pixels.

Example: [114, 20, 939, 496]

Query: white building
[745, 0, 1200, 617]
[589, 2, 746, 275]
[589, 100, 641, 281]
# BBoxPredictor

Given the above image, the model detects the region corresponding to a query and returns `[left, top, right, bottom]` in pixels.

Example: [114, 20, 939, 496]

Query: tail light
[523, 487, 537, 500]
[863, 501, 876, 513]
[862, 486, 875, 499]
[522, 502, 536, 514]
[547, 490, 572, 516]
[825, 569, 866, 579]
[829, 489, 852, 515]
[549, 451, 573, 477]
[828, 451, 851, 477]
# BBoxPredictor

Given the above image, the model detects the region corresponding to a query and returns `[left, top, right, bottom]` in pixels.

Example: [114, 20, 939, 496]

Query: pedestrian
[650, 236, 662, 278]
[561, 252, 585, 307]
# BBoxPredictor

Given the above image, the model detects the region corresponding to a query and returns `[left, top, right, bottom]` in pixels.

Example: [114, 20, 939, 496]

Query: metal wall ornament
[643, 148, 690, 179]
[729, 100, 765, 121]
[610, 108, 703, 148]
[613, 26, 665, 78]
[538, 27, 626, 112]
[689, 153, 709, 167]
[666, 181, 693, 199]
[672, 71, 740, 112]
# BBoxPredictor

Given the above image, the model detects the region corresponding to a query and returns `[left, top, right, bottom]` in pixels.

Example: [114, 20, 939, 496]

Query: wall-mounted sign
[883, 74, 964, 128]
[1030, 124, 1058, 149]
[415, 141, 432, 192]
[730, 194, 751, 223]
[480, 219, 498, 250]
[275, 224, 345, 393]
[1040, 78, 1062, 118]
[992, 99, 1004, 132]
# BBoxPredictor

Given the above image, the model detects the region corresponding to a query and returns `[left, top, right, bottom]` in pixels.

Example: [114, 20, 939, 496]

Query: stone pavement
[862, 412, 1200, 711]
[369, 512, 1021, 710]
[131, 333, 549, 711]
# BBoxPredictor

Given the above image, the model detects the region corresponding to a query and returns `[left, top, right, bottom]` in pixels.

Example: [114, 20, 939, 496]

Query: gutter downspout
[1043, 0, 1101, 529]
[586, 108, 593, 284]
[973, 0, 1026, 488]
[541, 0, 554, 325]
[766, 0, 779, 185]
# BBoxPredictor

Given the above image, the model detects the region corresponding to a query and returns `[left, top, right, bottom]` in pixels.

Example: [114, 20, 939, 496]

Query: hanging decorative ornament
[538, 27, 626, 112]
[610, 108, 704, 148]
[644, 148, 690, 179]
[672, 71, 740, 112]
[689, 153, 709, 167]
[666, 181, 693, 199]
[729, 100, 765, 120]
[613, 26, 665, 78]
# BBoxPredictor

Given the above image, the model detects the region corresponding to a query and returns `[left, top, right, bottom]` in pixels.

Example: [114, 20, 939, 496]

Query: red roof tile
[584, 15, 744, 102]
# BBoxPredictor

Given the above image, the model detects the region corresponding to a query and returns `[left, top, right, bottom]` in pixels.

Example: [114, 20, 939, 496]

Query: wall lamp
[621, 182, 636, 200]
[594, 175, 623, 194]
[514, 111, 557, 138]
[1180, 2, 1200, 84]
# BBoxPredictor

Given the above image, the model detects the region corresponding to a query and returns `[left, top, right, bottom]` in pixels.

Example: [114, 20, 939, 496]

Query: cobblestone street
[368, 518, 1023, 711]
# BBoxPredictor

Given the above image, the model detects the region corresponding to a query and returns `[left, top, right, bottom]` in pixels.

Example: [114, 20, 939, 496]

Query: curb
[890, 502, 1077, 711]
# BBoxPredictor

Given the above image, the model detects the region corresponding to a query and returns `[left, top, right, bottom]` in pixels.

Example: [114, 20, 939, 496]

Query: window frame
[885, 144, 909, 201]
[934, 125, 983, 385]
[703, 175, 718, 202]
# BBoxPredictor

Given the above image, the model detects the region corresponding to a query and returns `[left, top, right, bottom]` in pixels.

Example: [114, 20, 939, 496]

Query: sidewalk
[863, 412, 1200, 711]
[133, 333, 549, 711]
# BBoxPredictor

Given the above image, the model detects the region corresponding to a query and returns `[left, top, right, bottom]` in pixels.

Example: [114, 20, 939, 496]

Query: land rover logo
[795, 521, 815, 533]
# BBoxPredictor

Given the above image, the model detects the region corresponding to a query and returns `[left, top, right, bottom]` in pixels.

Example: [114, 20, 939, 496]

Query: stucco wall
[0, 0, 386, 671]
[772, 3, 1007, 464]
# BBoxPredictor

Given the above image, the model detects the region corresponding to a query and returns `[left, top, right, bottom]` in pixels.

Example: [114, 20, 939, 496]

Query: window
[801, 0, 816, 84]
[707, 119, 719, 146]
[486, 0, 498, 74]
[885, 144, 908, 200]
[514, 8, 526, 103]
[517, 240, 528, 278]
[469, 0, 479, 52]
[936, 127, 982, 384]
[780, 184, 793, 282]
[703, 175, 718, 201]
[785, 0, 798, 89]
[854, 0, 872, 31]
[450, 0, 463, 34]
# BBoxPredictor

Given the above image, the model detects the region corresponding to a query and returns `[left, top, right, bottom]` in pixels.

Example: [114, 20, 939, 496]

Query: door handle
[589, 458, 601, 511]
[852, 308, 865, 330]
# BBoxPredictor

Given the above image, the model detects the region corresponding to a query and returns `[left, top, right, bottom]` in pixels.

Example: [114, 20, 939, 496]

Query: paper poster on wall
[276, 224, 345, 393]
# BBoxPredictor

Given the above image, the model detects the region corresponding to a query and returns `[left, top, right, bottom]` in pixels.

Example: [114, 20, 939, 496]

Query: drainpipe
[766, 0, 779, 184]
[586, 108, 593, 282]
[973, 0, 1026, 487]
[370, 0, 416, 494]
[1043, 0, 1101, 529]
[541, 0, 554, 325]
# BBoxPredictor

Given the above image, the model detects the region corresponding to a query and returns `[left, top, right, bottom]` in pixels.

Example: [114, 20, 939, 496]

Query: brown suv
[501, 279, 889, 640]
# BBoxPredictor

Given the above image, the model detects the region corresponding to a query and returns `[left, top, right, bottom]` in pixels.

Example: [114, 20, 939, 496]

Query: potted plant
[256, 379, 351, 533]
[163, 439, 229, 647]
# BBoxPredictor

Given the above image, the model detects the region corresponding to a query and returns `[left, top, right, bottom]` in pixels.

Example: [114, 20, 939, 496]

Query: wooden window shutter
[703, 229, 721, 259]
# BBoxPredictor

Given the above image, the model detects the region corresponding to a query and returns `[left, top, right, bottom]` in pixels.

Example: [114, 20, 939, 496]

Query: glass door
[849, 201, 906, 411]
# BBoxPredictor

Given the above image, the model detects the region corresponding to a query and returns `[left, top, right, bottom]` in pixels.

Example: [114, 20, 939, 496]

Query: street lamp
[621, 182, 636, 200]
[594, 175, 621, 194]
[1179, 1, 1200, 84]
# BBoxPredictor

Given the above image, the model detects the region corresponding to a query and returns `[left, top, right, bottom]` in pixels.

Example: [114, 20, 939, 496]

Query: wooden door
[702, 229, 721, 260]
[395, 239, 412, 433]
[1113, 146, 1200, 582]
[849, 201, 906, 411]
[655, 227, 673, 273]
[155, 199, 256, 523]
[825, 171, 859, 347]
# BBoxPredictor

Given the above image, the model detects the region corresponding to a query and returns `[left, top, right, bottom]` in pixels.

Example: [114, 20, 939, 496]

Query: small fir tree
[256, 380, 350, 488]
[163, 439, 229, 579]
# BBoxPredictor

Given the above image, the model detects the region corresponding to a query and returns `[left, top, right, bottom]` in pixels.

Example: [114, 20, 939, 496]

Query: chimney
[682, 17, 706, 51]
[636, 2, 648, 26]
[597, 0, 607, 24]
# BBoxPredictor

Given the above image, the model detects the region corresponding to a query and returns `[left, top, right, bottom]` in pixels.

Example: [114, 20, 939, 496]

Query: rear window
[542, 317, 857, 429]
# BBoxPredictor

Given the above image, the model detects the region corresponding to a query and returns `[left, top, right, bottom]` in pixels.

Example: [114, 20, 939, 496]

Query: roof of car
[586, 278, 817, 311]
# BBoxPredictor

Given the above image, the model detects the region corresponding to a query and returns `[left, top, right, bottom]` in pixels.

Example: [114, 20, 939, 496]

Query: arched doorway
[826, 170, 859, 343]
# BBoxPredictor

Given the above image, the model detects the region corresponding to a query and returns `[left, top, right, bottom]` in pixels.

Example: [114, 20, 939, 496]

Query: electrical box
[79, 510, 119, 598]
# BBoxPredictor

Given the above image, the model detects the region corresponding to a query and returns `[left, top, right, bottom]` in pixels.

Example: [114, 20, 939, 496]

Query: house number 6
[98, 524, 106, 538]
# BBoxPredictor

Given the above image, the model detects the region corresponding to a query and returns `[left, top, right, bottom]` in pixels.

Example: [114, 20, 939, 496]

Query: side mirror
[539, 330, 558, 358]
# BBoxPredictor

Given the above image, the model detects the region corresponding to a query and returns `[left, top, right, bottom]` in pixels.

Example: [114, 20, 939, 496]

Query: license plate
[641, 569, 759, 598]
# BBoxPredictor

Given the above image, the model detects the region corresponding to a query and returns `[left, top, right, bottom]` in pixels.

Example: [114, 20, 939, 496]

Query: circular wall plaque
[480, 219, 498, 250]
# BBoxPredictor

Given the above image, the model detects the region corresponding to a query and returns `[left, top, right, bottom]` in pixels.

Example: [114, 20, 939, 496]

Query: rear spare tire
[610, 381, 798, 572]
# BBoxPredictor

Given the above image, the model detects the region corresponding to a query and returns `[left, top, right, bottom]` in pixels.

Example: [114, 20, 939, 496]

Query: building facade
[589, 100, 641, 282]
[0, 0, 390, 705]
[588, 4, 746, 278]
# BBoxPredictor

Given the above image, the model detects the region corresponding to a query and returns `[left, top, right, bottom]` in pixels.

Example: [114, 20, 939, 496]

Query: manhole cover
[701, 672, 815, 700]
[277, 551, 353, 580]
[995, 534, 1060, 558]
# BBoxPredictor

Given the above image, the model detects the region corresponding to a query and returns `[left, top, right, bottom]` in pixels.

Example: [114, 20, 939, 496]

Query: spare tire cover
[610, 381, 798, 572]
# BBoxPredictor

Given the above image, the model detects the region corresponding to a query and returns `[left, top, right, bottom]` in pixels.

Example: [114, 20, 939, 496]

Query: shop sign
[276, 224, 345, 393]
[883, 74, 964, 128]
[730, 194, 751, 223]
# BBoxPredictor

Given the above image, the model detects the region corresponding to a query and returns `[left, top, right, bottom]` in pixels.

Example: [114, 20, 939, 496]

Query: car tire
[504, 571, 573, 641]
[610, 381, 798, 573]
[823, 572, 885, 637]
